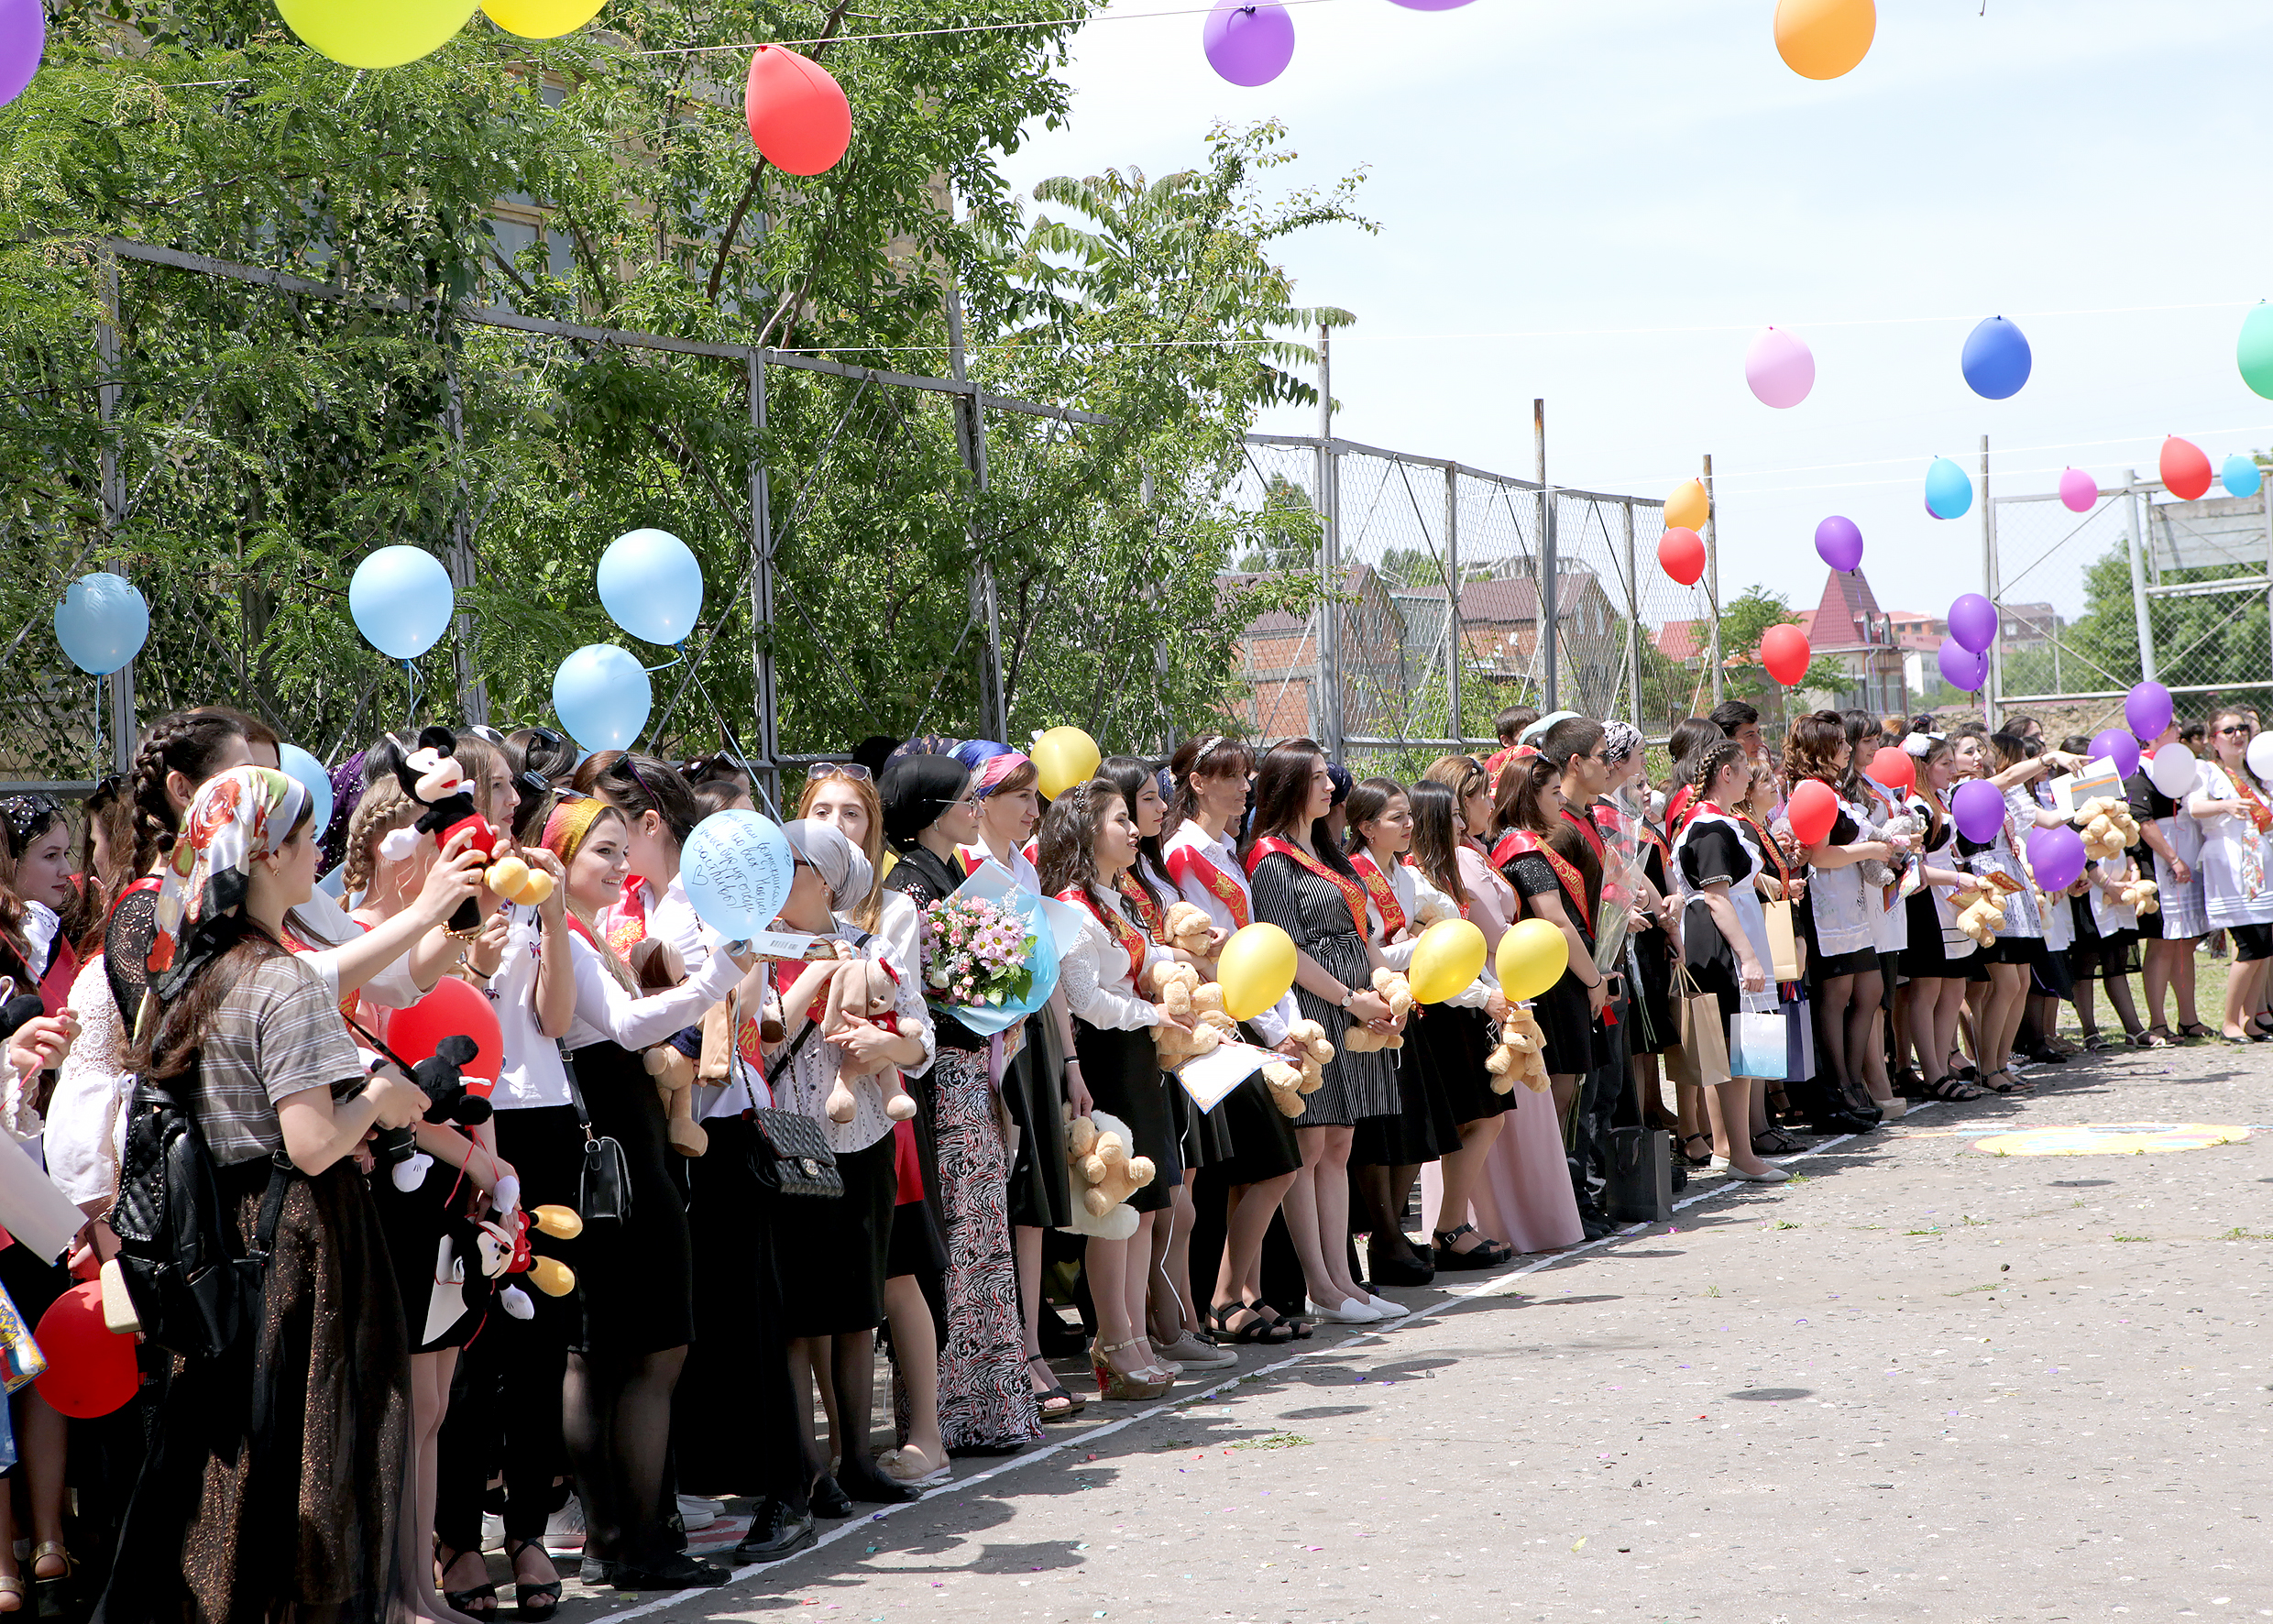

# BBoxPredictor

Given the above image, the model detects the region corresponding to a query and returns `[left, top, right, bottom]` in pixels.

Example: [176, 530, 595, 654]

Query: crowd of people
[0, 691, 2260, 1619]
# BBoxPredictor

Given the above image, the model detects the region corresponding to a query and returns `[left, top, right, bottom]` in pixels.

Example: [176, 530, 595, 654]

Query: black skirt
[1211, 1021, 1302, 1182]
[1353, 1014, 1467, 1166]
[489, 1104, 587, 1345]
[1073, 1019, 1178, 1213]
[1414, 999, 1509, 1127]
[566, 1040, 696, 1355]
[1900, 892, 1958, 978]
[369, 1129, 478, 1355]
[1002, 1020, 1073, 1230]
[774, 1133, 898, 1336]
[1532, 968, 1601, 1077]
[1626, 926, 1676, 1056]
[1809, 946, 1880, 982]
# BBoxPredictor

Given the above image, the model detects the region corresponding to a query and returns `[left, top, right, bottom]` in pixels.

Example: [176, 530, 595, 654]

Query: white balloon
[2247, 731, 2273, 785]
[2149, 742, 2199, 798]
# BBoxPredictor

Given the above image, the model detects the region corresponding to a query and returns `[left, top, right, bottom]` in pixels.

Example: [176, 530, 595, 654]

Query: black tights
[1353, 1162, 1423, 1261]
[566, 1345, 686, 1566]
[790, 1333, 895, 1493]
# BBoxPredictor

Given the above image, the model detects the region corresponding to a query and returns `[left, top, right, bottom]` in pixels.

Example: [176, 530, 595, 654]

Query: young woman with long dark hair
[1241, 741, 1400, 1325]
[2190, 708, 2273, 1040]
[2128, 719, 2208, 1043]
[1894, 738, 1990, 1102]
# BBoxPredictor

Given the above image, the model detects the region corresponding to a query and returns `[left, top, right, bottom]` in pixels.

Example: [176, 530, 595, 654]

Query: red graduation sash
[1488, 828, 1592, 935]
[1563, 806, 1607, 861]
[1164, 839, 1250, 928]
[1243, 836, 1369, 938]
[1116, 872, 1165, 941]
[1346, 851, 1407, 939]
[1059, 885, 1147, 984]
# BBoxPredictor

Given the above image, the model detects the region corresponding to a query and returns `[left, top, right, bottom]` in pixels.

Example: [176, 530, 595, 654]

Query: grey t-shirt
[189, 951, 367, 1165]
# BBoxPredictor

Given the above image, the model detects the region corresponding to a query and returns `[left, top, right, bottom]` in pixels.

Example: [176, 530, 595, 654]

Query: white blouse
[1161, 822, 1294, 1045]
[480, 904, 571, 1110]
[727, 922, 933, 1152]
[2191, 761, 2273, 927]
[1059, 888, 1172, 1033]
[46, 956, 127, 1208]
[563, 928, 745, 1053]
[958, 841, 1041, 896]
[1370, 860, 1492, 1010]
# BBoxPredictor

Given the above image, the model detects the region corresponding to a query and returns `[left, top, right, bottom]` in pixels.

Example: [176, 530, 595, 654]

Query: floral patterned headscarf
[148, 766, 308, 998]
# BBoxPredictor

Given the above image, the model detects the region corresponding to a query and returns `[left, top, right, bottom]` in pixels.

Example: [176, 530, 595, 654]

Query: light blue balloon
[349, 546, 456, 659]
[597, 529, 704, 646]
[681, 809, 795, 940]
[2222, 455, 2262, 499]
[1960, 315, 2031, 401]
[1925, 456, 1973, 521]
[552, 644, 652, 749]
[52, 572, 149, 675]
[278, 742, 334, 843]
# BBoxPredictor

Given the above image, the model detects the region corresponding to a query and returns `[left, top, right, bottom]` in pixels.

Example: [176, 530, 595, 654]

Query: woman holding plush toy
[1242, 741, 1403, 1327]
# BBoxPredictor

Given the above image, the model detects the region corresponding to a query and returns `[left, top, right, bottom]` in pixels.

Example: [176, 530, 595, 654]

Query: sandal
[1921, 1073, 1987, 1103]
[1025, 1352, 1086, 1419]
[1207, 1300, 1292, 1345]
[1982, 1069, 2032, 1094]
[438, 1548, 498, 1620]
[2178, 1022, 2215, 1042]
[2137, 1026, 2176, 1048]
[29, 1543, 68, 1619]
[1751, 1128, 1801, 1156]
[0, 1578, 20, 1618]
[1678, 1132, 1714, 1168]
[1763, 1086, 1795, 1121]
[2081, 1032, 2122, 1053]
[1432, 1223, 1515, 1268]
[1947, 1052, 1981, 1082]
[503, 1539, 561, 1622]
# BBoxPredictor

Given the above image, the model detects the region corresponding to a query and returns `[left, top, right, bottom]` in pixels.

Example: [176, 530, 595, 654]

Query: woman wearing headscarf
[764, 819, 937, 1502]
[97, 767, 431, 1624]
[877, 757, 1050, 1450]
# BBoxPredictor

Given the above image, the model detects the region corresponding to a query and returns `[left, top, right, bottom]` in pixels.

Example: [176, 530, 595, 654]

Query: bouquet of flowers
[919, 894, 1043, 1025]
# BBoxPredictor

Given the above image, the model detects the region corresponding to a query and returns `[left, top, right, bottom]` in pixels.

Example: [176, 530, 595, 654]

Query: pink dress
[1419, 843, 1586, 1256]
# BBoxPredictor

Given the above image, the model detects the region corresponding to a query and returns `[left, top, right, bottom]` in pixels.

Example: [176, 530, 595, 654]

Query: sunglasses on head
[805, 762, 873, 783]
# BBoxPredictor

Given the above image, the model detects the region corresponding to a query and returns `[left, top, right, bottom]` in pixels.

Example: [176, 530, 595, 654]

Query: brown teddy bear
[1342, 967, 1413, 1053]
[1161, 900, 1215, 960]
[1956, 893, 2006, 947]
[2075, 796, 2140, 862]
[818, 949, 919, 1125]
[1483, 1003, 1550, 1093]
[1260, 1018, 1334, 1117]
[2120, 874, 2160, 915]
[1064, 1110, 1155, 1238]
[1146, 961, 1236, 1067]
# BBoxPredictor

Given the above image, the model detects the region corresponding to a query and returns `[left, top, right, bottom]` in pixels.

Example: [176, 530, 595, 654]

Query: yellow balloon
[1032, 726, 1102, 799]
[1495, 917, 1570, 1003]
[1664, 477, 1710, 532]
[532, 1203, 583, 1240]
[1407, 918, 1487, 1004]
[1773, 0, 1875, 81]
[1216, 923, 1296, 1022]
[276, 0, 478, 68]
[526, 1256, 577, 1297]
[482, 0, 606, 38]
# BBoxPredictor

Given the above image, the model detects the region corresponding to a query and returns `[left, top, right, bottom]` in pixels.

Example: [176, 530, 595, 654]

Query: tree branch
[704, 0, 853, 305]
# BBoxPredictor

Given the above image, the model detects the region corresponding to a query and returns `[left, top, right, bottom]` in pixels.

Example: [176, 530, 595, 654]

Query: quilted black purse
[739, 995, 842, 1201]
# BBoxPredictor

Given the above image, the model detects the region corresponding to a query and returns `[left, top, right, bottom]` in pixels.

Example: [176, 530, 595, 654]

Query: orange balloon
[1760, 623, 1811, 686]
[1664, 478, 1709, 532]
[1657, 526, 1706, 587]
[1773, 0, 1875, 81]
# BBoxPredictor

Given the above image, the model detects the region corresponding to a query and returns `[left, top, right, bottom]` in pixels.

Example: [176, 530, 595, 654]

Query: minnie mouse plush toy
[378, 727, 555, 931]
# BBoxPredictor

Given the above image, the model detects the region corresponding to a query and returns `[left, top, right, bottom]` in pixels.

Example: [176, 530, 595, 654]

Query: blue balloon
[2222, 455, 2262, 499]
[597, 529, 705, 646]
[681, 809, 795, 941]
[1960, 315, 2031, 401]
[349, 546, 456, 659]
[552, 644, 652, 749]
[1925, 456, 1973, 521]
[52, 572, 148, 675]
[278, 742, 335, 844]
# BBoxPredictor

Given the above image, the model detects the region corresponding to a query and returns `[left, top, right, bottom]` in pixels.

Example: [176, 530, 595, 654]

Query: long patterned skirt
[929, 1047, 1043, 1454]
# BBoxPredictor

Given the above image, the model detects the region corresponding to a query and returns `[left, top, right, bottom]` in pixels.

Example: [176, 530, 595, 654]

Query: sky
[994, 0, 2273, 623]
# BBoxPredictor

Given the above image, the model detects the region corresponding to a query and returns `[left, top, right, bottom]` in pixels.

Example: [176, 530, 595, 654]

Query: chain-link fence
[1987, 475, 2273, 741]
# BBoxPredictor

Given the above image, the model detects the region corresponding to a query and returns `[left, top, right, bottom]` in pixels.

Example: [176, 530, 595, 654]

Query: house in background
[1797, 569, 1908, 716]
[1224, 564, 1408, 741]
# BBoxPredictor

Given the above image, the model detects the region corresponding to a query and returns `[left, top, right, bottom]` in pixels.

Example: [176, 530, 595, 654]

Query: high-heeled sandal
[1921, 1073, 1986, 1102]
[2179, 1021, 2215, 1042]
[1208, 1300, 1292, 1345]
[502, 1538, 561, 1622]
[1678, 1132, 1714, 1168]
[1432, 1223, 1514, 1268]
[1092, 1337, 1173, 1400]
[1026, 1352, 1086, 1419]
[0, 1577, 22, 1617]
[437, 1547, 498, 1619]
[29, 1543, 68, 1619]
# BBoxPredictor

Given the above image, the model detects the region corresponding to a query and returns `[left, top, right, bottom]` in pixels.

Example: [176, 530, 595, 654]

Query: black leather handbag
[559, 1044, 631, 1223]
[740, 1004, 843, 1201]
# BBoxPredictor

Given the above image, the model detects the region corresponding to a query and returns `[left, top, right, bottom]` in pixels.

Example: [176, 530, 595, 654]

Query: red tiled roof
[1394, 573, 1606, 625]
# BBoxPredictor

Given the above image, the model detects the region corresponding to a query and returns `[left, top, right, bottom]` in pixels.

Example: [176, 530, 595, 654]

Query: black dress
[1362, 1002, 1483, 1164]
[1500, 847, 1602, 1076]
[566, 1038, 695, 1354]
[369, 1128, 479, 1354]
[1625, 835, 1677, 1056]
[1676, 818, 1758, 1031]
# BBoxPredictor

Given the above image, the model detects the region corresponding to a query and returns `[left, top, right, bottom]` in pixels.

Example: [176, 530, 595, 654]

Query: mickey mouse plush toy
[379, 727, 555, 931]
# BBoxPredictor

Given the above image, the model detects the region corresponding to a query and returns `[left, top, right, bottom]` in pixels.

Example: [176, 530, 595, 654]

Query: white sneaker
[1158, 1331, 1237, 1368]
[1364, 1293, 1410, 1318]
[1305, 1295, 1381, 1323]
[542, 1498, 585, 1555]
[675, 1494, 723, 1531]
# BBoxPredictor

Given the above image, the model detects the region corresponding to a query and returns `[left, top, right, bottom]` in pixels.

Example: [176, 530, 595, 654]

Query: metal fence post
[2125, 471, 2158, 682]
[442, 344, 488, 727]
[1535, 401, 1556, 711]
[1622, 499, 1641, 728]
[1317, 324, 1342, 756]
[945, 284, 1005, 742]
[1444, 462, 1463, 746]
[1981, 434, 1999, 725]
[1703, 454, 1722, 707]
[746, 350, 780, 811]
[96, 248, 134, 773]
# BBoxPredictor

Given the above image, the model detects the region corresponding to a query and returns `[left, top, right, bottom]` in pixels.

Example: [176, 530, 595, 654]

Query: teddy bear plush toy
[1144, 960, 1235, 1066]
[1956, 892, 2006, 947]
[1341, 968, 1413, 1053]
[1161, 900, 1215, 960]
[2120, 874, 2160, 915]
[2075, 796, 2142, 862]
[1260, 1017, 1334, 1117]
[1484, 1004, 1550, 1093]
[815, 946, 919, 1125]
[1062, 1110, 1155, 1239]
[378, 727, 554, 931]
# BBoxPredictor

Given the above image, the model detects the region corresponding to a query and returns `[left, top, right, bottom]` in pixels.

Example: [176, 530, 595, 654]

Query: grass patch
[2112, 1234, 2149, 1243]
[1233, 1432, 1313, 1451]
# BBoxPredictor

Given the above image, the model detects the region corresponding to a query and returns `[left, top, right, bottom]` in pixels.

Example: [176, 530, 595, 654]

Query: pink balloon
[1387, 0, 1475, 9]
[1202, 0, 1293, 85]
[1745, 326, 1815, 410]
[2058, 467, 2099, 514]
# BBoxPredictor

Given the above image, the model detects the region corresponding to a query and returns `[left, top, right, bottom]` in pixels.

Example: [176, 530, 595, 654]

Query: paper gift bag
[1605, 1125, 1673, 1223]
[1762, 899, 1801, 982]
[1665, 966, 1729, 1089]
[1729, 993, 1806, 1081]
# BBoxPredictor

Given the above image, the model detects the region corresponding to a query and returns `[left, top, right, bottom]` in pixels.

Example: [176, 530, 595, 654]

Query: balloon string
[403, 658, 419, 725]
[642, 652, 684, 675]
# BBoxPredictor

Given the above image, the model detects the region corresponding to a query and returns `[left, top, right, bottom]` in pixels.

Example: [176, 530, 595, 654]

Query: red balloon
[745, 46, 851, 177]
[1759, 623, 1811, 686]
[1657, 526, 1706, 586]
[1786, 778, 1838, 849]
[387, 975, 502, 1092]
[33, 1282, 137, 1419]
[2159, 435, 2213, 501]
[1869, 745, 1916, 791]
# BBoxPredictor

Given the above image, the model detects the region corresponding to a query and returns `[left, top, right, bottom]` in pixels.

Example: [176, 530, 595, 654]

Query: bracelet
[1063, 1057, 1083, 1071]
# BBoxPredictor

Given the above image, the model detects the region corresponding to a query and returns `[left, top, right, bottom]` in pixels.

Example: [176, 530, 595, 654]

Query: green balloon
[2240, 303, 2273, 402]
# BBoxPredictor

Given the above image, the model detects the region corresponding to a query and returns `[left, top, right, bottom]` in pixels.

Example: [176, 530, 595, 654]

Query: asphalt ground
[532, 1031, 2273, 1624]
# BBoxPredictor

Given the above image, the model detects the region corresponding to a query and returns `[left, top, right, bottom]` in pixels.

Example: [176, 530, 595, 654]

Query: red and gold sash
[1165, 839, 1249, 927]
[1562, 807, 1607, 861]
[607, 874, 649, 960]
[1244, 836, 1369, 938]
[1116, 872, 1165, 941]
[1346, 851, 1407, 939]
[1058, 885, 1147, 984]
[1664, 783, 1698, 838]
[2232, 771, 2273, 835]
[1736, 809, 1792, 892]
[1489, 829, 1592, 936]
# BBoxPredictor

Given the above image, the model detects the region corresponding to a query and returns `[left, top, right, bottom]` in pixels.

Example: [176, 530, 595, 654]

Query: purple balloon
[1202, 0, 1293, 85]
[2026, 826, 2087, 893]
[1937, 635, 1986, 694]
[1948, 593, 1999, 654]
[1814, 515, 1863, 573]
[2090, 728, 2141, 779]
[0, 0, 44, 109]
[1387, 0, 1476, 9]
[1952, 779, 2007, 844]
[2125, 680, 2173, 743]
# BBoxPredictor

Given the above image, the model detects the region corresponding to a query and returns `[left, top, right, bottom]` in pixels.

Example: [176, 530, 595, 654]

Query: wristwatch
[1337, 987, 1356, 1011]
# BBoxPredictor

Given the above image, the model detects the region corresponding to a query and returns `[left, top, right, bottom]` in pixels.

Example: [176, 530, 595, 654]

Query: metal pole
[442, 346, 488, 727]
[1703, 454, 1722, 707]
[1444, 462, 1463, 746]
[2125, 471, 2158, 682]
[2263, 476, 2272, 687]
[1622, 499, 1641, 728]
[944, 282, 1005, 741]
[746, 350, 780, 813]
[96, 248, 134, 773]
[1536, 400, 1556, 711]
[1981, 434, 1999, 726]
[1317, 324, 1341, 756]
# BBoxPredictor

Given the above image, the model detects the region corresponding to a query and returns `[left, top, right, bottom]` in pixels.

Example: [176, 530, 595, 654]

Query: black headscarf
[880, 753, 972, 851]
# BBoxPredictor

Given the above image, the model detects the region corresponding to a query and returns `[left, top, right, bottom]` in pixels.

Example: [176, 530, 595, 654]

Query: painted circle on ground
[1971, 1122, 2250, 1157]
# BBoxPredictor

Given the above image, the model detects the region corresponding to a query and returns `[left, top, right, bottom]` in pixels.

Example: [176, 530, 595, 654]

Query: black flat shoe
[807, 1473, 854, 1519]
[838, 1464, 922, 1505]
[610, 1553, 731, 1590]
[1367, 1246, 1435, 1288]
[733, 1497, 818, 1564]
[1807, 1112, 1876, 1136]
